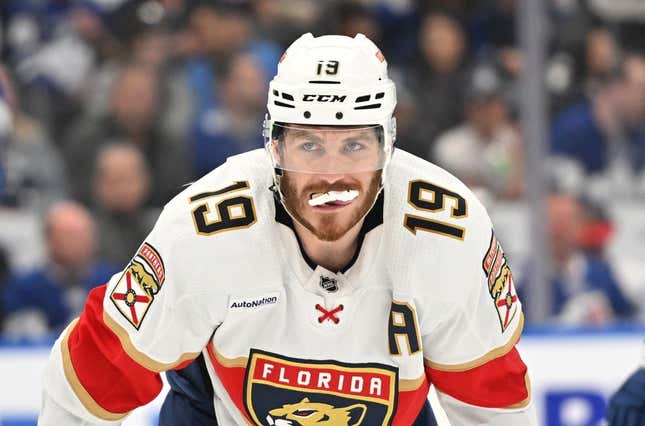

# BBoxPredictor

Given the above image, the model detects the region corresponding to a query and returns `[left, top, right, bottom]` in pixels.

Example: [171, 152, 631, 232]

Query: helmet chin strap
[271, 168, 303, 228]
[270, 167, 286, 205]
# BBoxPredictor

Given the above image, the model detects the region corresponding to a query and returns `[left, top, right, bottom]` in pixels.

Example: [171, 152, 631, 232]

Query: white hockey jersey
[40, 149, 537, 426]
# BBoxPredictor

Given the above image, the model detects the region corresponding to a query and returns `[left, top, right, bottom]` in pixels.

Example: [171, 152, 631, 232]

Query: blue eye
[301, 142, 321, 152]
[344, 142, 365, 152]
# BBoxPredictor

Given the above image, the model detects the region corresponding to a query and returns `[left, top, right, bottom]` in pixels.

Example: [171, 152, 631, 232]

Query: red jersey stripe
[64, 285, 163, 417]
[425, 346, 530, 408]
[206, 343, 254, 424]
[392, 376, 430, 425]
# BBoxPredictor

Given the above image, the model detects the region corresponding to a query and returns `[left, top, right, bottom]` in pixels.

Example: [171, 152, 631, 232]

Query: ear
[299, 397, 310, 403]
[345, 403, 367, 425]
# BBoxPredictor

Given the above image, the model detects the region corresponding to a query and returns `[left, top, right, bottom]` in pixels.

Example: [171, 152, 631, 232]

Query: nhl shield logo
[319, 276, 339, 293]
[244, 349, 397, 425]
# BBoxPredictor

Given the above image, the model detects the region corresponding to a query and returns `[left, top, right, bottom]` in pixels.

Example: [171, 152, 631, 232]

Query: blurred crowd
[0, 0, 644, 338]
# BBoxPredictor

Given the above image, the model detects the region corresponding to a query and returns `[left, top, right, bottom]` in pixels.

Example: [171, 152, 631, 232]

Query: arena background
[0, 0, 644, 425]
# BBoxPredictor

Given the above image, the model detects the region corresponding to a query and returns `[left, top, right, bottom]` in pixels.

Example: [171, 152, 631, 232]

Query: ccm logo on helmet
[302, 94, 347, 102]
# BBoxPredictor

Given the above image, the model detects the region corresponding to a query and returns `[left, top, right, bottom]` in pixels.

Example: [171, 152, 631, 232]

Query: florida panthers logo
[110, 243, 165, 329]
[129, 261, 159, 296]
[244, 349, 397, 426]
[267, 398, 366, 426]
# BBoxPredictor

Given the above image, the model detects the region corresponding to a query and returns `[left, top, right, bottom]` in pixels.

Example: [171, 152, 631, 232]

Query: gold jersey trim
[211, 343, 248, 368]
[424, 313, 524, 372]
[61, 319, 130, 421]
[103, 310, 200, 372]
[398, 374, 428, 392]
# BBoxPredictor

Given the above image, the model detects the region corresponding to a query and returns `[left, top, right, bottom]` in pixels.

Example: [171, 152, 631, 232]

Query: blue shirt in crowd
[551, 99, 645, 174]
[551, 253, 636, 319]
[520, 253, 636, 323]
[2, 262, 119, 333]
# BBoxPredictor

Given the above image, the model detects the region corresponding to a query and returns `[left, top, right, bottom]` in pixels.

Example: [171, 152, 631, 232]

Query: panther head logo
[129, 260, 160, 297]
[266, 397, 366, 426]
[490, 264, 511, 300]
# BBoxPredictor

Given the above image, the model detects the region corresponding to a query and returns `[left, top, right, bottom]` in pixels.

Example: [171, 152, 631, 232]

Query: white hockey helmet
[264, 33, 397, 175]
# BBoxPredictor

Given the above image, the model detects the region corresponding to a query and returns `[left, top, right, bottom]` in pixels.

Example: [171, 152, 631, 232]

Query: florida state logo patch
[110, 243, 165, 329]
[482, 231, 519, 332]
[244, 349, 397, 425]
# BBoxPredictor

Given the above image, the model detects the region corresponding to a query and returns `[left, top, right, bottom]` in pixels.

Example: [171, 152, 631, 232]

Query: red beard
[280, 171, 382, 241]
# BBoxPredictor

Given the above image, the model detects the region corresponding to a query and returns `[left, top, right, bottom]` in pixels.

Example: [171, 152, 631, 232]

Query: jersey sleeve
[40, 202, 227, 425]
[415, 194, 537, 425]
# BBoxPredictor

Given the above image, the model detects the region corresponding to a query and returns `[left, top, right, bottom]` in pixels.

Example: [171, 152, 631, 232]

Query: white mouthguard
[308, 190, 359, 207]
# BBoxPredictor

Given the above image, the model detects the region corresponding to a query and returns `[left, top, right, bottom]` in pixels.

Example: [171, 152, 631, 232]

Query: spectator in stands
[334, 2, 381, 44]
[403, 11, 468, 159]
[190, 52, 267, 178]
[545, 194, 635, 324]
[1, 202, 118, 337]
[0, 65, 68, 212]
[587, 0, 645, 52]
[469, 0, 517, 55]
[581, 28, 621, 95]
[77, 2, 195, 180]
[10, 0, 122, 142]
[63, 62, 191, 207]
[111, 1, 195, 161]
[252, 0, 324, 48]
[183, 0, 280, 119]
[110, 1, 171, 70]
[92, 144, 158, 267]
[550, 26, 620, 114]
[550, 55, 645, 199]
[468, 1, 527, 116]
[433, 64, 524, 199]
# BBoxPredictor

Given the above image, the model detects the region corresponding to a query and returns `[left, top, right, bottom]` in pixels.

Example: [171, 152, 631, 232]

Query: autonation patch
[229, 293, 279, 310]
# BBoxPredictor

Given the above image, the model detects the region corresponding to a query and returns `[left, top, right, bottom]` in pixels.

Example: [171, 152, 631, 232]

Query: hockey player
[606, 346, 645, 426]
[39, 33, 538, 425]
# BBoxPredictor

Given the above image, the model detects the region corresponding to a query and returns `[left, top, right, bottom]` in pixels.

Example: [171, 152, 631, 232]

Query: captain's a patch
[110, 243, 165, 330]
[482, 231, 518, 332]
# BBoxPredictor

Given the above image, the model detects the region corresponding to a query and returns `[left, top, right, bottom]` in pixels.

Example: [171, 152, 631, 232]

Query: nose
[315, 172, 346, 184]
[309, 148, 361, 179]
[311, 151, 346, 174]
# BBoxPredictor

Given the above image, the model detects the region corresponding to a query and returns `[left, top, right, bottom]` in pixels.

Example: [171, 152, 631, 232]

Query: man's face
[274, 125, 384, 241]
[46, 206, 96, 272]
[110, 67, 159, 132]
[547, 195, 582, 263]
[95, 147, 150, 214]
[468, 96, 508, 138]
[420, 14, 465, 74]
